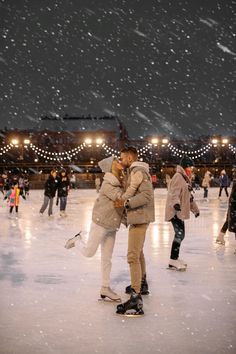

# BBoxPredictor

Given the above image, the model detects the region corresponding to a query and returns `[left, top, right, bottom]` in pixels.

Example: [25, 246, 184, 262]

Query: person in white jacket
[65, 156, 124, 301]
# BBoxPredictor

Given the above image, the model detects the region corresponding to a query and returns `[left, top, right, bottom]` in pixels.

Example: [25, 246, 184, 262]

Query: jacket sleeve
[127, 179, 153, 209]
[121, 171, 143, 200]
[101, 184, 123, 201]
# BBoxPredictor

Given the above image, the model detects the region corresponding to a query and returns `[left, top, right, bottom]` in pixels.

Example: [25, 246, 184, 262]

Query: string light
[167, 143, 212, 159]
[0, 144, 13, 156]
[0, 141, 235, 161]
[228, 144, 236, 154]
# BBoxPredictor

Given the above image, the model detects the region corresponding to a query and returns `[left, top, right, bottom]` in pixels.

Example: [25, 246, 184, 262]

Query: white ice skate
[216, 232, 225, 245]
[100, 287, 121, 302]
[168, 259, 186, 271]
[178, 258, 187, 267]
[64, 232, 82, 249]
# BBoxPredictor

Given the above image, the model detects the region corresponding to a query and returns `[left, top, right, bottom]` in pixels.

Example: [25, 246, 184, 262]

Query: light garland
[29, 143, 84, 161]
[101, 144, 119, 156]
[0, 141, 235, 161]
[0, 144, 13, 156]
[228, 144, 236, 154]
[167, 143, 212, 159]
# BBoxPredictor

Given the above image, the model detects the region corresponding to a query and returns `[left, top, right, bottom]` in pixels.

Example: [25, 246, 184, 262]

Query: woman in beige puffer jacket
[165, 156, 199, 271]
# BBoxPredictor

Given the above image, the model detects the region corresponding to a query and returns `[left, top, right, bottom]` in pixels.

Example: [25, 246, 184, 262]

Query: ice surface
[0, 188, 235, 354]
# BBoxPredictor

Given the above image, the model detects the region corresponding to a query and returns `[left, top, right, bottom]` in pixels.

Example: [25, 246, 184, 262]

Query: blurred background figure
[95, 175, 101, 193]
[202, 170, 212, 201]
[57, 169, 70, 217]
[218, 169, 229, 199]
[39, 169, 58, 217]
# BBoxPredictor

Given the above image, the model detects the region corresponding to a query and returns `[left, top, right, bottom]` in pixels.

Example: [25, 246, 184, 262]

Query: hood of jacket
[176, 165, 191, 182]
[130, 161, 150, 174]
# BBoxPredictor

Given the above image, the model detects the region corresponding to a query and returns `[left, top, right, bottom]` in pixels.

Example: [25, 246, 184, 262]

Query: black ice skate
[125, 275, 149, 295]
[64, 232, 82, 249]
[116, 291, 144, 316]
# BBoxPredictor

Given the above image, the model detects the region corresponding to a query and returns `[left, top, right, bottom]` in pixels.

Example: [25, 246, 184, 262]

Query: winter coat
[92, 172, 124, 230]
[57, 176, 70, 197]
[6, 187, 20, 206]
[219, 174, 229, 187]
[165, 165, 199, 221]
[123, 162, 155, 226]
[202, 171, 211, 188]
[44, 175, 58, 198]
[228, 181, 236, 233]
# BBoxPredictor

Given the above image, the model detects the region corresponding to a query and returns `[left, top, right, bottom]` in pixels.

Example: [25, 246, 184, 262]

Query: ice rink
[0, 187, 235, 354]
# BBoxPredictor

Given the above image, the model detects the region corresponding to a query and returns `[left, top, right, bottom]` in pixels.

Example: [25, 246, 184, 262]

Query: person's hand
[195, 212, 200, 218]
[174, 203, 181, 211]
[114, 198, 124, 208]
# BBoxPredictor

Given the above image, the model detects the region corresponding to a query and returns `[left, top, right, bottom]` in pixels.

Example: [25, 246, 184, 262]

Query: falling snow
[0, 0, 235, 138]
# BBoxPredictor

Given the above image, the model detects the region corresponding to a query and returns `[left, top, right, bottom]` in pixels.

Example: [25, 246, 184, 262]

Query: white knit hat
[98, 156, 115, 172]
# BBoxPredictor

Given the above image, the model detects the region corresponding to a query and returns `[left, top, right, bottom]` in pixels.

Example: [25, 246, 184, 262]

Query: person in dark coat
[216, 179, 236, 252]
[218, 169, 229, 198]
[39, 169, 58, 217]
[57, 169, 70, 216]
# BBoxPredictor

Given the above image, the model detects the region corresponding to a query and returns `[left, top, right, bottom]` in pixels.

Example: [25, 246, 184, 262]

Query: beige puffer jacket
[92, 172, 124, 230]
[124, 162, 155, 225]
[165, 165, 199, 221]
[202, 171, 211, 188]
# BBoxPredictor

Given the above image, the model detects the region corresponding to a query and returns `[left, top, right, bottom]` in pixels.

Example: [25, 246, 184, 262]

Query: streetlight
[222, 138, 228, 145]
[162, 138, 169, 144]
[96, 138, 103, 146]
[211, 138, 218, 145]
[151, 138, 159, 145]
[11, 138, 19, 146]
[84, 138, 92, 146]
[11, 137, 30, 160]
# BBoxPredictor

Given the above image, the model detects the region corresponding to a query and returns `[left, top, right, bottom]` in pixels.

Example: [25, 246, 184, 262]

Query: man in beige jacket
[165, 156, 199, 271]
[114, 146, 155, 316]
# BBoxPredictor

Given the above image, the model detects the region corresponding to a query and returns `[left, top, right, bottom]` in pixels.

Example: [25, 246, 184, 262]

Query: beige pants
[127, 223, 148, 293]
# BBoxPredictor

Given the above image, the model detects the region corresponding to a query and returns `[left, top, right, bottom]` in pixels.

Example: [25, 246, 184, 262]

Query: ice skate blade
[116, 309, 144, 317]
[167, 265, 186, 272]
[98, 296, 121, 303]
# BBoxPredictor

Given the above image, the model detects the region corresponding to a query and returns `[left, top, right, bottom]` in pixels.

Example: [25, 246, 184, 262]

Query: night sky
[0, 0, 235, 139]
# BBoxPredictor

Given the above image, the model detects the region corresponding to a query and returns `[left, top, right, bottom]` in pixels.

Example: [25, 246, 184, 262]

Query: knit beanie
[180, 155, 194, 169]
[98, 156, 115, 173]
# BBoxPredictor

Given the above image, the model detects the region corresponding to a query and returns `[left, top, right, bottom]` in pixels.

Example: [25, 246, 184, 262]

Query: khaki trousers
[127, 223, 148, 293]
